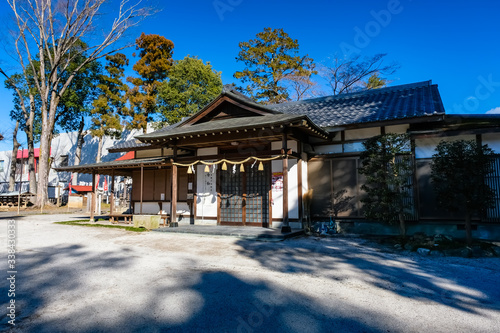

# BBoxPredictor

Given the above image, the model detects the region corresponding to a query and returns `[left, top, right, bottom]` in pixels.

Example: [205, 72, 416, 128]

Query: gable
[180, 93, 279, 127]
[194, 99, 268, 124]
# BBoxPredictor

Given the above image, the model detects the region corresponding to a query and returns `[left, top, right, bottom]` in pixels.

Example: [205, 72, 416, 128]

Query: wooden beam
[159, 129, 285, 147]
[140, 164, 144, 215]
[297, 151, 303, 226]
[282, 130, 291, 233]
[170, 146, 178, 227]
[242, 167, 247, 226]
[110, 169, 115, 215]
[175, 150, 283, 163]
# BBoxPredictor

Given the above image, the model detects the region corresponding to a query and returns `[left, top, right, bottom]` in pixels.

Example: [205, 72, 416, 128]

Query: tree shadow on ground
[234, 236, 500, 315]
[1, 242, 413, 333]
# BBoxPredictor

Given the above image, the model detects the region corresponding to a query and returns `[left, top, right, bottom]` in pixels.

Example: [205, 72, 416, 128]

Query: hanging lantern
[258, 161, 264, 171]
[204, 164, 210, 173]
[187, 165, 192, 174]
[240, 164, 245, 172]
[222, 161, 227, 170]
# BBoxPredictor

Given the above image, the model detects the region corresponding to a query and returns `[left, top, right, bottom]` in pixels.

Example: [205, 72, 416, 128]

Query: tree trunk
[36, 110, 55, 207]
[36, 92, 58, 207]
[27, 135, 36, 194]
[8, 121, 20, 192]
[96, 136, 103, 163]
[72, 116, 85, 185]
[398, 212, 406, 237]
[26, 95, 37, 194]
[465, 211, 473, 247]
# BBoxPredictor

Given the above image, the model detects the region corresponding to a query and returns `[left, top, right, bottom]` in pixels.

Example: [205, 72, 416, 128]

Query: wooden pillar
[90, 170, 96, 222]
[140, 164, 144, 215]
[170, 146, 178, 227]
[110, 169, 115, 215]
[282, 131, 291, 233]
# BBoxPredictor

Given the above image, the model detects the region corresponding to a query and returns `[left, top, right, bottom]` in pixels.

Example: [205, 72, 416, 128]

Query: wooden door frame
[217, 161, 271, 227]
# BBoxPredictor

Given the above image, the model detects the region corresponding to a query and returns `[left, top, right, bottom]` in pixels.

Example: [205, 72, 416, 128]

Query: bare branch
[319, 54, 399, 95]
[2, 0, 156, 206]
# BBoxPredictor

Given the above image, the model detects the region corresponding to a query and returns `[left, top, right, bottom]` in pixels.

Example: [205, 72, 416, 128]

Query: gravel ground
[1, 214, 499, 333]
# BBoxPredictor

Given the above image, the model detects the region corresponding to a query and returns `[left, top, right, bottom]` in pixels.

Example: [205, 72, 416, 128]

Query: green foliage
[5, 73, 42, 142]
[126, 33, 175, 132]
[234, 27, 316, 104]
[90, 53, 129, 139]
[56, 40, 102, 132]
[431, 140, 495, 216]
[364, 73, 387, 90]
[359, 134, 414, 233]
[6, 40, 101, 141]
[158, 56, 222, 125]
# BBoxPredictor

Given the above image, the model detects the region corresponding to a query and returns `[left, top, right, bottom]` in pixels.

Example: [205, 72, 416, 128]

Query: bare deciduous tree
[284, 74, 321, 101]
[319, 53, 398, 95]
[0, 0, 154, 207]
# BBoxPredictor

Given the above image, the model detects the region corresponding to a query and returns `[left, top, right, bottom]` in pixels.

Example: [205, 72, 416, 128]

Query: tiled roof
[108, 140, 151, 151]
[108, 123, 180, 152]
[54, 156, 166, 174]
[136, 114, 327, 141]
[269, 81, 445, 128]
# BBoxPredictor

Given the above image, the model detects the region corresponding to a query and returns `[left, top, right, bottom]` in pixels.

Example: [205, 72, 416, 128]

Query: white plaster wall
[482, 133, 500, 153]
[415, 135, 476, 159]
[134, 202, 161, 214]
[197, 147, 218, 156]
[270, 158, 299, 220]
[385, 124, 409, 134]
[270, 140, 300, 220]
[271, 159, 283, 219]
[133, 201, 190, 215]
[288, 159, 299, 219]
[344, 127, 381, 140]
[161, 202, 190, 215]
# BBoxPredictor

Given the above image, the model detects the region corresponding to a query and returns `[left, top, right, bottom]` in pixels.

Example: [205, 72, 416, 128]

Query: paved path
[1, 214, 499, 332]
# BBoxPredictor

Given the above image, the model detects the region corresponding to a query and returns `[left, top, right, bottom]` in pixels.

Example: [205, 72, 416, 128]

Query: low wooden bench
[159, 214, 170, 227]
[109, 214, 133, 224]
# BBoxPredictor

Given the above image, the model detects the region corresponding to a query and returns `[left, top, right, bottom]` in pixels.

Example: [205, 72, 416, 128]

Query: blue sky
[0, 0, 499, 150]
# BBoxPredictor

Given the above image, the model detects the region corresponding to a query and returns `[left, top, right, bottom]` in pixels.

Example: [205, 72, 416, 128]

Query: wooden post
[282, 130, 291, 233]
[56, 184, 61, 207]
[110, 169, 115, 215]
[170, 146, 178, 227]
[90, 170, 96, 222]
[140, 164, 144, 215]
